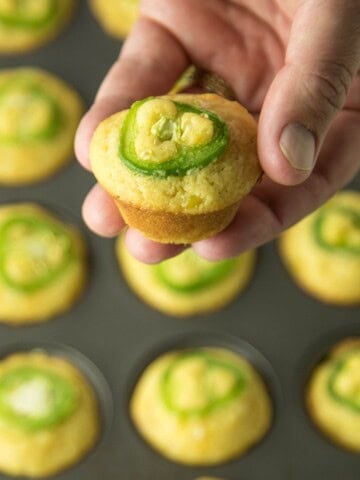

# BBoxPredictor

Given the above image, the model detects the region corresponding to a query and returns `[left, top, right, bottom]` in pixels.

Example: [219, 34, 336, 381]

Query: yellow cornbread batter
[0, 350, 99, 477]
[131, 347, 272, 465]
[0, 67, 83, 185]
[279, 190, 360, 305]
[117, 236, 256, 317]
[307, 338, 360, 452]
[0, 0, 76, 54]
[91, 94, 260, 244]
[90, 0, 139, 38]
[0, 203, 87, 325]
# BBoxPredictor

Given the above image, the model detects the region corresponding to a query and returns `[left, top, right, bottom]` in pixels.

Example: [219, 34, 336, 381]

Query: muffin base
[115, 199, 240, 244]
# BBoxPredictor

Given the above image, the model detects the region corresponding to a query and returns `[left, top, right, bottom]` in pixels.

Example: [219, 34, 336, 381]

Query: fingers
[82, 184, 125, 237]
[75, 16, 188, 169]
[193, 110, 360, 260]
[142, 0, 284, 111]
[258, 0, 360, 186]
[125, 229, 185, 263]
[82, 184, 185, 262]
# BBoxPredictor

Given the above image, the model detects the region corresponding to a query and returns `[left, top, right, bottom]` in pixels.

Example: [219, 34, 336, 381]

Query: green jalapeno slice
[313, 206, 360, 255]
[0, 365, 78, 431]
[170, 66, 198, 94]
[0, 77, 62, 144]
[160, 350, 246, 417]
[119, 97, 229, 177]
[154, 249, 235, 293]
[0, 0, 57, 29]
[0, 215, 74, 292]
[327, 349, 360, 413]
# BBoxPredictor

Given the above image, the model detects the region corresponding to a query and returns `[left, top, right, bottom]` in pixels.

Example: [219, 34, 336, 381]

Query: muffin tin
[0, 2, 359, 479]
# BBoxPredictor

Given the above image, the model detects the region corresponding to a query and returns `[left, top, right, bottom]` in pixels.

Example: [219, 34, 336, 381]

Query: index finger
[75, 16, 188, 170]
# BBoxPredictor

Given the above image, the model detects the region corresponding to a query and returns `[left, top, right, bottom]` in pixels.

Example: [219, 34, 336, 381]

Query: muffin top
[131, 347, 272, 465]
[91, 94, 260, 214]
[90, 0, 139, 38]
[0, 353, 79, 432]
[0, 349, 99, 477]
[0, 67, 83, 185]
[280, 190, 360, 304]
[0, 0, 75, 54]
[307, 338, 360, 452]
[0, 203, 83, 294]
[315, 338, 360, 414]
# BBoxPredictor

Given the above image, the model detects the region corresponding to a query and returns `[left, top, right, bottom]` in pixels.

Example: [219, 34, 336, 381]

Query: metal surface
[0, 2, 359, 479]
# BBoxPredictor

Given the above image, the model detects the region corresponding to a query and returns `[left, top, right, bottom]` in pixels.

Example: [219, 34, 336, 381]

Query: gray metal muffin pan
[0, 2, 359, 479]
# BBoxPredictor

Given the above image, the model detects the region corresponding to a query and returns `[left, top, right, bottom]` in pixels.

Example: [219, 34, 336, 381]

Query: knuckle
[305, 60, 353, 114]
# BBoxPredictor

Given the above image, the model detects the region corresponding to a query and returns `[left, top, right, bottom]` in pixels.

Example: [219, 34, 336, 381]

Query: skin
[75, 0, 360, 263]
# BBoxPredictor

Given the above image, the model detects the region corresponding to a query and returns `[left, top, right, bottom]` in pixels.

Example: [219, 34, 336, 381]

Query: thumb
[258, 0, 360, 186]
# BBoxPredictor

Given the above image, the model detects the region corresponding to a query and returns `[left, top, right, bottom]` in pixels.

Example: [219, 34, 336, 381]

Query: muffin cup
[115, 198, 240, 244]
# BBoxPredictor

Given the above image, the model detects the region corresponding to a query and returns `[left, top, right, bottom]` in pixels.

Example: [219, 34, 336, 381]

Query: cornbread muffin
[117, 237, 256, 317]
[307, 338, 360, 452]
[0, 67, 83, 185]
[0, 0, 75, 54]
[279, 190, 360, 305]
[90, 0, 139, 38]
[0, 203, 87, 325]
[91, 94, 261, 244]
[130, 347, 272, 465]
[0, 350, 99, 477]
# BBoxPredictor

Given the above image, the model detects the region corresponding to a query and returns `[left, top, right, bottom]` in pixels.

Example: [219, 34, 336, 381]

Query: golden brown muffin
[0, 350, 100, 477]
[307, 338, 360, 452]
[131, 347, 272, 465]
[117, 236, 256, 317]
[0, 203, 87, 325]
[89, 0, 139, 38]
[0, 67, 83, 185]
[279, 190, 360, 306]
[0, 0, 76, 54]
[91, 94, 261, 244]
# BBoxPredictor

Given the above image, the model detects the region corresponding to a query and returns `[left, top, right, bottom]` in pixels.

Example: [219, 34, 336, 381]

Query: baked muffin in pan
[0, 0, 76, 54]
[279, 190, 360, 305]
[307, 338, 360, 452]
[91, 93, 261, 244]
[0, 203, 87, 325]
[130, 347, 272, 465]
[0, 67, 83, 185]
[0, 350, 99, 477]
[117, 236, 256, 317]
[89, 0, 139, 39]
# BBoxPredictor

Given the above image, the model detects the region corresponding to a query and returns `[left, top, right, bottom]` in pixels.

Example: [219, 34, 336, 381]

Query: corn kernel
[179, 112, 214, 147]
[136, 99, 177, 133]
[135, 132, 177, 163]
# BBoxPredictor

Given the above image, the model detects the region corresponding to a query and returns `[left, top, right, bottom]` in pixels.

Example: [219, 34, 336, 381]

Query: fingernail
[280, 123, 316, 171]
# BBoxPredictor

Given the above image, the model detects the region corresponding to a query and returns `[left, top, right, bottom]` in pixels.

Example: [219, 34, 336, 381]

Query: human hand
[75, 0, 360, 262]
